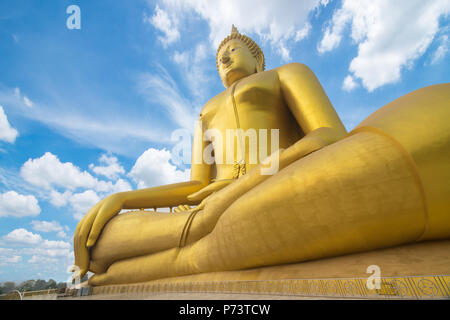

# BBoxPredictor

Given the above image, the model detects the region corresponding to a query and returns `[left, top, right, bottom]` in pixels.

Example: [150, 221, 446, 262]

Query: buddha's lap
[93, 84, 450, 267]
[93, 127, 444, 282]
[87, 86, 450, 286]
[91, 210, 192, 266]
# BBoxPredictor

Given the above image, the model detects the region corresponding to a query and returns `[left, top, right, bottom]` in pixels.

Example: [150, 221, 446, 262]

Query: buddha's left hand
[72, 193, 125, 280]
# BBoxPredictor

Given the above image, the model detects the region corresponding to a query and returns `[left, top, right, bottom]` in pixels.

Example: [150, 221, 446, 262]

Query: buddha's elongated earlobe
[255, 60, 263, 73]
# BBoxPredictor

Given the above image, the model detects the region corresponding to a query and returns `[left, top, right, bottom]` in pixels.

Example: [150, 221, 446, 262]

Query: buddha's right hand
[72, 193, 124, 279]
[187, 179, 234, 202]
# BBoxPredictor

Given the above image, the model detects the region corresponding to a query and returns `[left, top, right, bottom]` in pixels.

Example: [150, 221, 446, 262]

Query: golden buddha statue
[72, 25, 450, 287]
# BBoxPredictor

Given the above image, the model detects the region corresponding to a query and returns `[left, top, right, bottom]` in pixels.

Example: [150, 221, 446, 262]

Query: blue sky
[0, 0, 449, 283]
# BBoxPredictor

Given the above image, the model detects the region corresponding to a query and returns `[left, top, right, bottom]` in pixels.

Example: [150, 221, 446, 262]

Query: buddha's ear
[255, 59, 263, 73]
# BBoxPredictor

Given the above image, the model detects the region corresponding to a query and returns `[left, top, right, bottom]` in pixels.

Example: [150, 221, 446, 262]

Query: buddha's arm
[277, 62, 347, 145]
[120, 180, 207, 209]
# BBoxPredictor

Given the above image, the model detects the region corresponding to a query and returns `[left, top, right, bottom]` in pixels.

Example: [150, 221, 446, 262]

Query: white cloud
[25, 240, 73, 263]
[42, 239, 71, 249]
[342, 75, 358, 91]
[317, 3, 353, 53]
[56, 231, 68, 239]
[0, 248, 22, 265]
[21, 152, 98, 190]
[0, 191, 41, 218]
[93, 179, 132, 196]
[19, 152, 132, 220]
[138, 67, 198, 131]
[0, 248, 14, 254]
[28, 255, 56, 264]
[0, 105, 19, 143]
[5, 255, 22, 263]
[49, 189, 73, 207]
[3, 228, 42, 245]
[0, 254, 22, 264]
[0, 86, 171, 157]
[23, 96, 33, 107]
[1, 229, 72, 256]
[0, 230, 74, 278]
[172, 42, 216, 100]
[146, 5, 180, 47]
[21, 152, 132, 195]
[20, 151, 132, 220]
[149, 0, 327, 60]
[128, 148, 190, 189]
[295, 22, 312, 42]
[278, 43, 291, 62]
[430, 34, 449, 64]
[15, 239, 72, 258]
[69, 190, 101, 220]
[31, 220, 64, 233]
[89, 154, 125, 180]
[12, 87, 33, 108]
[318, 0, 450, 91]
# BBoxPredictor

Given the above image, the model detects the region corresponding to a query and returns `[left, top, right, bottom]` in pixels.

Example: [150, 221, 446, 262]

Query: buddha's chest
[205, 71, 286, 130]
[233, 71, 282, 108]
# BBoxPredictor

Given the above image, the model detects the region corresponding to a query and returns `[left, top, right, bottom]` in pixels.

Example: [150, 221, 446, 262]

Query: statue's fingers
[87, 197, 123, 248]
[187, 190, 203, 202]
[75, 204, 101, 272]
[183, 205, 191, 210]
[73, 214, 87, 266]
[174, 207, 181, 213]
[73, 213, 87, 245]
[73, 213, 90, 273]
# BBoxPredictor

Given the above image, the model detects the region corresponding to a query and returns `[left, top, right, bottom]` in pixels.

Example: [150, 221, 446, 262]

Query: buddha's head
[216, 25, 265, 88]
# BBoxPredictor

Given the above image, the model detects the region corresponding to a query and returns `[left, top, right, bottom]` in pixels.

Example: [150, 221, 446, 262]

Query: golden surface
[90, 275, 450, 299]
[88, 240, 450, 299]
[72, 26, 450, 287]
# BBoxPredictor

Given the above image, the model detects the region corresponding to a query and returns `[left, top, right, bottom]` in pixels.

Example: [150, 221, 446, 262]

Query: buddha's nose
[221, 55, 230, 64]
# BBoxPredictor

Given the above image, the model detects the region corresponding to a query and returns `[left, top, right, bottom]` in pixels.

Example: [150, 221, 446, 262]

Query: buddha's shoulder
[274, 62, 314, 78]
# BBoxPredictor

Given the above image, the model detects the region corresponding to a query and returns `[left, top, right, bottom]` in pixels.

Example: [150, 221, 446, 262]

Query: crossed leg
[89, 210, 193, 273]
[89, 130, 427, 286]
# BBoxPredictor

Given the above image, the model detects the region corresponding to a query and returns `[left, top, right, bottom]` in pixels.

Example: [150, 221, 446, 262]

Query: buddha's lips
[223, 61, 233, 69]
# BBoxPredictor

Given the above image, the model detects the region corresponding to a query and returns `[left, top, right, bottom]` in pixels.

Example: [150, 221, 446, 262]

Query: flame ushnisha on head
[216, 25, 265, 72]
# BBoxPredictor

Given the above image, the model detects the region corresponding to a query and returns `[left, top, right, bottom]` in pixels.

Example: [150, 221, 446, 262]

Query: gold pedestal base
[91, 240, 450, 299]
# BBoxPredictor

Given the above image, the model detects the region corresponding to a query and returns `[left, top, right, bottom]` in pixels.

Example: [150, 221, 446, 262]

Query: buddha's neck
[225, 71, 256, 87]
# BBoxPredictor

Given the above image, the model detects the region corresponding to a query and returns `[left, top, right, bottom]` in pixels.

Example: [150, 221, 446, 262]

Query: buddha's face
[218, 39, 258, 88]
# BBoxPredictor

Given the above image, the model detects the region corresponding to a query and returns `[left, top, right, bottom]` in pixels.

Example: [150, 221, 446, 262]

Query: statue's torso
[200, 69, 304, 180]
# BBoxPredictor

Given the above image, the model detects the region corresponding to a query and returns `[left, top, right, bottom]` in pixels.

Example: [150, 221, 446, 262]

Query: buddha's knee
[91, 210, 191, 270]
